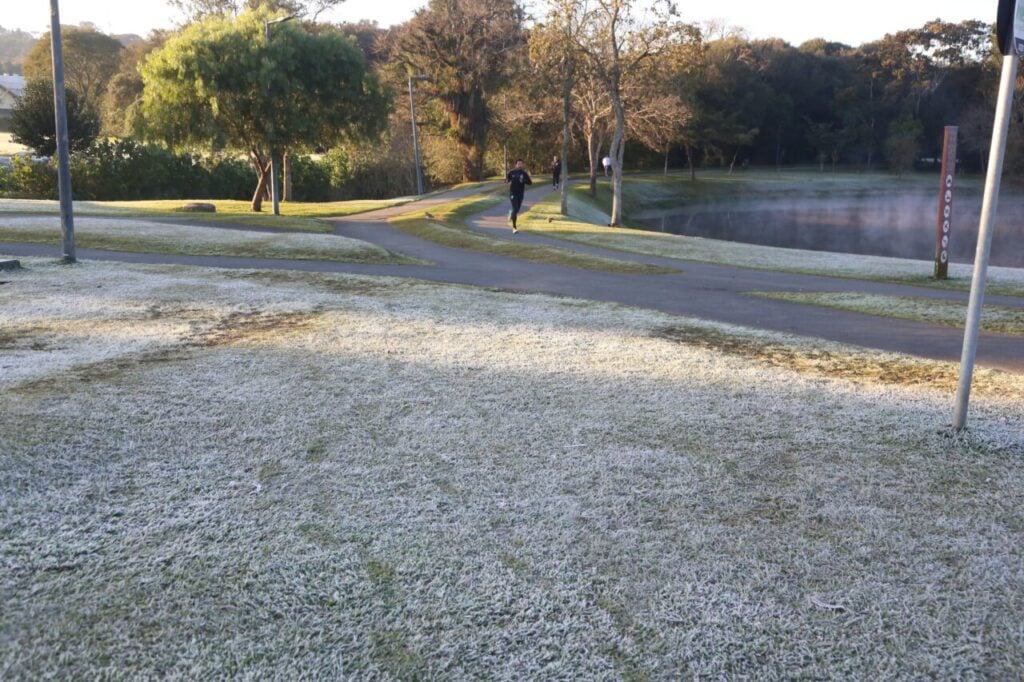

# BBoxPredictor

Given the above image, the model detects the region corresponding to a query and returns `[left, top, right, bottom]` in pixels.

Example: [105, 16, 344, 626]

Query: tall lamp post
[408, 74, 430, 196]
[265, 15, 295, 216]
[49, 0, 75, 261]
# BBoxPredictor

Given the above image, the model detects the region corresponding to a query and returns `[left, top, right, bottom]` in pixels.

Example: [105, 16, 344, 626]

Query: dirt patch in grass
[221, 270, 414, 296]
[194, 310, 322, 348]
[652, 324, 1008, 397]
[12, 308, 324, 395]
[0, 325, 50, 351]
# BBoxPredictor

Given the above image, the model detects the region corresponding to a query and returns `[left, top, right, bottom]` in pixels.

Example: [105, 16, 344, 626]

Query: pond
[635, 193, 1024, 269]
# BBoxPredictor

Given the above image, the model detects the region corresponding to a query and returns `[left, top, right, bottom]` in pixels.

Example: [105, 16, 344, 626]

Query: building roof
[0, 74, 26, 98]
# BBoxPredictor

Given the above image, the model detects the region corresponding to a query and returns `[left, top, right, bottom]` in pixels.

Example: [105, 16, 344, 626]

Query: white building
[0, 74, 27, 131]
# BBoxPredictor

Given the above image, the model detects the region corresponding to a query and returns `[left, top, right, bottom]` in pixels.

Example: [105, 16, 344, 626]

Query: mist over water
[637, 193, 1024, 268]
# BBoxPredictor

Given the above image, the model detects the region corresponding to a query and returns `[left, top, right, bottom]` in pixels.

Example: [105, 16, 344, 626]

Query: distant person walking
[506, 158, 532, 233]
[602, 155, 612, 177]
[551, 155, 562, 190]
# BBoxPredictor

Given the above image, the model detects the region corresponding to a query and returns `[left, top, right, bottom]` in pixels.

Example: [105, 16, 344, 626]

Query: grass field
[2, 257, 1023, 678]
[0, 197, 415, 233]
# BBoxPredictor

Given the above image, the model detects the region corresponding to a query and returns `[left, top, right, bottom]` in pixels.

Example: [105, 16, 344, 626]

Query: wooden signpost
[933, 126, 957, 280]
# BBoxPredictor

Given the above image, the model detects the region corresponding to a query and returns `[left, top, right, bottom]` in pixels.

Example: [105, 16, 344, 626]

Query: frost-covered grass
[2, 257, 1023, 679]
[751, 291, 1024, 335]
[519, 189, 1024, 297]
[390, 193, 675, 274]
[0, 215, 416, 264]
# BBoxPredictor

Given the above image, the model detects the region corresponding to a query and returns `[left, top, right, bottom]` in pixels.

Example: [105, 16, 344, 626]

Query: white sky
[2, 0, 990, 47]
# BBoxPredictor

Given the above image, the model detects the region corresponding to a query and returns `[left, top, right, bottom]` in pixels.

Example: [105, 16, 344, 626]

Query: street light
[265, 15, 295, 216]
[408, 74, 430, 196]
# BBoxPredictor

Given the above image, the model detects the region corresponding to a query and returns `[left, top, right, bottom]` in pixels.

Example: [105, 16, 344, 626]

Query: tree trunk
[283, 151, 292, 202]
[608, 74, 626, 228]
[586, 130, 599, 197]
[729, 150, 739, 174]
[560, 58, 572, 216]
[249, 150, 271, 212]
[663, 146, 669, 175]
[685, 143, 696, 181]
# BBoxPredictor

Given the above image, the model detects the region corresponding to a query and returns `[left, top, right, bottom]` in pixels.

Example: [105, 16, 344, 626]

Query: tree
[140, 8, 389, 211]
[169, 0, 344, 22]
[573, 0, 681, 226]
[627, 34, 697, 175]
[570, 65, 612, 195]
[530, 0, 590, 214]
[10, 78, 99, 156]
[392, 0, 526, 182]
[884, 115, 922, 175]
[22, 28, 124, 112]
[101, 32, 169, 137]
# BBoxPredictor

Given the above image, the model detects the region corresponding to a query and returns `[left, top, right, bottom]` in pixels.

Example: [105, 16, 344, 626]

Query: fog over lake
[636, 192, 1024, 268]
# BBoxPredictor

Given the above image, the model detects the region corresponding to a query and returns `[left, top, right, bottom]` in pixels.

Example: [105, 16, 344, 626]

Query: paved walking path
[3, 183, 1022, 372]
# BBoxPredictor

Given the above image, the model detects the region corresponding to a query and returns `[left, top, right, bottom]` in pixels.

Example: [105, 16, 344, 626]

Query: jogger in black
[551, 155, 561, 189]
[505, 159, 532, 233]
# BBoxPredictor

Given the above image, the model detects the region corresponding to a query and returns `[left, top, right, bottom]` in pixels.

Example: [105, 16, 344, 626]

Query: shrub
[0, 139, 253, 200]
[7, 155, 57, 199]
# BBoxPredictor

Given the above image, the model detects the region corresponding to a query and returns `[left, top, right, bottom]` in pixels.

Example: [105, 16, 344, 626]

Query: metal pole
[49, 0, 75, 262]
[409, 76, 425, 195]
[952, 54, 1018, 430]
[265, 20, 280, 216]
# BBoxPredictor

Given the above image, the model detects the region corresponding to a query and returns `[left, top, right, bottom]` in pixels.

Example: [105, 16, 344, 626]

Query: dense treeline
[1, 1, 1016, 204]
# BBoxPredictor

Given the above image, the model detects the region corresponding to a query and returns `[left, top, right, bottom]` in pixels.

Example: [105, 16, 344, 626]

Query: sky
[2, 0, 992, 47]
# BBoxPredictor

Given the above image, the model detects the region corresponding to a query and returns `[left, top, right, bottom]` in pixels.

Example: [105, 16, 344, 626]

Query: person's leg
[510, 194, 523, 230]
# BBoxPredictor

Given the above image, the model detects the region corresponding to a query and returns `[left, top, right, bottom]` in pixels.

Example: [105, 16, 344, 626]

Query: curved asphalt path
[2, 182, 1022, 372]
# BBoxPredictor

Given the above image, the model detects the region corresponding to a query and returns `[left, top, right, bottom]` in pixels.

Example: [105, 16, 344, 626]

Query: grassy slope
[1, 258, 1022, 678]
[750, 291, 1024, 335]
[517, 179, 1024, 298]
[0, 215, 419, 264]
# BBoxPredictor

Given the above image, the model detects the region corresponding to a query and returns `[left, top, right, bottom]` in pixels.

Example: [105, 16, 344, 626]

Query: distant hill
[0, 26, 36, 73]
[0, 26, 142, 76]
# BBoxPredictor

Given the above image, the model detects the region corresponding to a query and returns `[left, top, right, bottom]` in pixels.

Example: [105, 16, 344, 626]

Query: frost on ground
[750, 291, 1024, 335]
[0, 215, 395, 262]
[1, 258, 1023, 679]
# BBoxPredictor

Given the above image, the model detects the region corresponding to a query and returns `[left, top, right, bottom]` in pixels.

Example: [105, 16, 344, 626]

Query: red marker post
[937, 125, 958, 278]
[934, 126, 957, 279]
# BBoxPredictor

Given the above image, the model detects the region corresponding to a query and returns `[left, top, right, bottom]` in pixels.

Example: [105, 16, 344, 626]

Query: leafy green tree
[392, 0, 527, 182]
[884, 115, 922, 175]
[22, 28, 124, 111]
[100, 32, 169, 137]
[10, 78, 99, 156]
[140, 8, 388, 211]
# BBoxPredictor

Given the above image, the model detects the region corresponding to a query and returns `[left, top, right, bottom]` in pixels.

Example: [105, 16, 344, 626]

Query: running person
[551, 155, 561, 189]
[505, 159, 532, 233]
